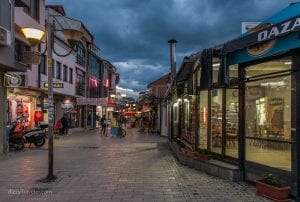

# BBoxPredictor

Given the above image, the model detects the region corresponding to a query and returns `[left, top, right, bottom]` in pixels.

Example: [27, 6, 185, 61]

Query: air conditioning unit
[0, 26, 12, 47]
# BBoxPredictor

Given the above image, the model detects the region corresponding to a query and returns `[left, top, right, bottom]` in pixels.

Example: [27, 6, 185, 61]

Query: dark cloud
[46, 0, 295, 93]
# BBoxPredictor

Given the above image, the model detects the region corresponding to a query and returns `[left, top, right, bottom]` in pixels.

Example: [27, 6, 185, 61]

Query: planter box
[193, 153, 212, 160]
[255, 180, 290, 202]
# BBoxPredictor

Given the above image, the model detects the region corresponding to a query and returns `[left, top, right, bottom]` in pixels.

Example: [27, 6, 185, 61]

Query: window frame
[63, 65, 68, 82]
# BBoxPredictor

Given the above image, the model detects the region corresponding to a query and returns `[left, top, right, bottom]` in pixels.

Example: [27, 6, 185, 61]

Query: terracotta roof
[147, 73, 171, 88]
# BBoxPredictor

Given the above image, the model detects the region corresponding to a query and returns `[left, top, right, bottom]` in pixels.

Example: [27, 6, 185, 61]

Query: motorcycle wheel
[34, 136, 45, 147]
[14, 139, 24, 150]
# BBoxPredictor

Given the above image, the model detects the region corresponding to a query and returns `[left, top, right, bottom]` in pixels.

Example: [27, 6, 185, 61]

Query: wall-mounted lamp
[21, 28, 45, 46]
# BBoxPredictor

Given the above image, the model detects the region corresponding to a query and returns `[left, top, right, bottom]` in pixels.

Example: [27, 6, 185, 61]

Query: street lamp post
[22, 12, 83, 181]
[46, 20, 55, 180]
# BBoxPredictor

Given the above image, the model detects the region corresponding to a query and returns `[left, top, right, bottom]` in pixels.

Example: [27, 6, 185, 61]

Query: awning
[221, 2, 300, 55]
[123, 111, 137, 116]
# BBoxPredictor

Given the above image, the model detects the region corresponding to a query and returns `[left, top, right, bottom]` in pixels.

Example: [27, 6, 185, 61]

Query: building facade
[167, 2, 300, 198]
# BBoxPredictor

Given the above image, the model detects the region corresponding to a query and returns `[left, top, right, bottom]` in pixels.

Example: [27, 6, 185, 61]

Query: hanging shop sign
[4, 73, 27, 87]
[76, 97, 108, 106]
[256, 17, 300, 42]
[222, 15, 300, 55]
[61, 103, 74, 110]
[43, 82, 64, 88]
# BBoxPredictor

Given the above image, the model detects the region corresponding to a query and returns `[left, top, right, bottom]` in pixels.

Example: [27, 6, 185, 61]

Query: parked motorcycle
[8, 125, 24, 150]
[23, 128, 47, 147]
[8, 123, 47, 149]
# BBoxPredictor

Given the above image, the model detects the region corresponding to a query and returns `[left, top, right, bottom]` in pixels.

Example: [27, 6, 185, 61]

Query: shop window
[229, 64, 238, 83]
[245, 57, 291, 78]
[245, 75, 291, 171]
[211, 89, 223, 154]
[225, 89, 239, 158]
[181, 95, 196, 144]
[198, 91, 208, 149]
[172, 101, 179, 138]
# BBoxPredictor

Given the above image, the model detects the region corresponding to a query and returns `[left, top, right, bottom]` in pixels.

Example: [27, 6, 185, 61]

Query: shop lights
[284, 61, 292, 65]
[260, 81, 286, 87]
[212, 63, 220, 67]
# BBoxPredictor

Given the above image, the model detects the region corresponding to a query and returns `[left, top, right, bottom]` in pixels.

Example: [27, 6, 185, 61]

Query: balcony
[88, 43, 100, 57]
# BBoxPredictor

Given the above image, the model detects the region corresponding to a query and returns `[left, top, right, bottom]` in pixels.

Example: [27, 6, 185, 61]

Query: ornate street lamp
[21, 28, 45, 46]
[22, 12, 84, 181]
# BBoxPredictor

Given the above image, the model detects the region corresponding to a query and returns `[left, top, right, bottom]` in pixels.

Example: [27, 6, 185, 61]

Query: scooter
[9, 122, 47, 148]
[8, 124, 25, 151]
[22, 128, 47, 147]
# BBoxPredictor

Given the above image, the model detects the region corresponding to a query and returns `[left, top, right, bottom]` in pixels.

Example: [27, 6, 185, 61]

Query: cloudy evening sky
[46, 0, 296, 97]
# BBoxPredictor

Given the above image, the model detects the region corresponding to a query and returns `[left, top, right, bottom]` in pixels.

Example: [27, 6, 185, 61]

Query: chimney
[168, 39, 177, 80]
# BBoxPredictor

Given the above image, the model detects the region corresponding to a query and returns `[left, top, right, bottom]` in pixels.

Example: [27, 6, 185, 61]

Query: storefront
[6, 88, 46, 130]
[168, 2, 300, 198]
[7, 91, 40, 130]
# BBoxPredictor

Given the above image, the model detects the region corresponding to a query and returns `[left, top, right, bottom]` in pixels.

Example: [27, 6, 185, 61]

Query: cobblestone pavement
[0, 128, 271, 202]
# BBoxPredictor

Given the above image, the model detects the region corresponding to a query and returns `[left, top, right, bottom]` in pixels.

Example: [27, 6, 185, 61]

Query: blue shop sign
[228, 2, 300, 65]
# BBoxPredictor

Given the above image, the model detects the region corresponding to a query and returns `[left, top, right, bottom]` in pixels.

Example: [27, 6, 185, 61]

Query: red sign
[34, 111, 44, 122]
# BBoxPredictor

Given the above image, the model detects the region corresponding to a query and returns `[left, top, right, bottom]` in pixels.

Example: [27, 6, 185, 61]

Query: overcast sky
[46, 0, 296, 97]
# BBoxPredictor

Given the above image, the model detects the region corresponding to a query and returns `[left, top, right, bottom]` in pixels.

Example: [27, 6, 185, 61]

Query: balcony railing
[88, 43, 100, 56]
[76, 54, 85, 67]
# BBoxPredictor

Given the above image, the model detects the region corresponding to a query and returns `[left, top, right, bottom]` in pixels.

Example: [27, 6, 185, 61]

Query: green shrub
[199, 149, 210, 155]
[262, 174, 283, 188]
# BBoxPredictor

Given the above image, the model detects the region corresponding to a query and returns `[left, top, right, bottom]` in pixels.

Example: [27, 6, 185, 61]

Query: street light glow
[21, 28, 45, 45]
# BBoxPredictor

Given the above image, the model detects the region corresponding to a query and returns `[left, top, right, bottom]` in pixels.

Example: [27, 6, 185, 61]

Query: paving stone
[0, 128, 273, 202]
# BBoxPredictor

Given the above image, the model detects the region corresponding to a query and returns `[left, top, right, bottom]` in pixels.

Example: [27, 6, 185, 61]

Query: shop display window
[198, 91, 208, 149]
[229, 64, 238, 83]
[211, 89, 223, 154]
[245, 60, 291, 171]
[172, 102, 179, 138]
[245, 57, 291, 78]
[225, 89, 239, 158]
[182, 95, 196, 144]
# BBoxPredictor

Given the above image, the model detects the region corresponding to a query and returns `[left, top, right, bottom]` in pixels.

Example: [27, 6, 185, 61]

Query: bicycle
[117, 125, 126, 138]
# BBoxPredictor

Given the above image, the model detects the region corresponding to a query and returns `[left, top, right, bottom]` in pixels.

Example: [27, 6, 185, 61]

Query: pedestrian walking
[100, 115, 107, 136]
[60, 115, 69, 136]
[54, 119, 62, 138]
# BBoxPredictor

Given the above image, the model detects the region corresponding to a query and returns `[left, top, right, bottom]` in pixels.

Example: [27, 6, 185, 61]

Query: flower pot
[194, 153, 211, 160]
[255, 180, 290, 202]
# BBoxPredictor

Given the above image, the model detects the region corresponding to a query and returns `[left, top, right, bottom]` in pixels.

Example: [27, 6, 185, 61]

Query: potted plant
[256, 174, 290, 202]
[193, 149, 212, 160]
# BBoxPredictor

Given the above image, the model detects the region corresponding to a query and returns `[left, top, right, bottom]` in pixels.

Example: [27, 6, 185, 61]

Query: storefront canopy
[221, 2, 300, 55]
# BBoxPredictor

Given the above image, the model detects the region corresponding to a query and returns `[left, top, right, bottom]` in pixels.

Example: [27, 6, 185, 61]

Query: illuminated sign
[43, 82, 64, 88]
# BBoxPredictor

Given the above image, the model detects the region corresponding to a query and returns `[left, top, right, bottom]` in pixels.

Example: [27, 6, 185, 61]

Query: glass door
[211, 89, 223, 154]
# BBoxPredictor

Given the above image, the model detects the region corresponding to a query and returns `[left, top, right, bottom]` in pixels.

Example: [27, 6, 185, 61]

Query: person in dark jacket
[100, 115, 107, 136]
[60, 115, 69, 135]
